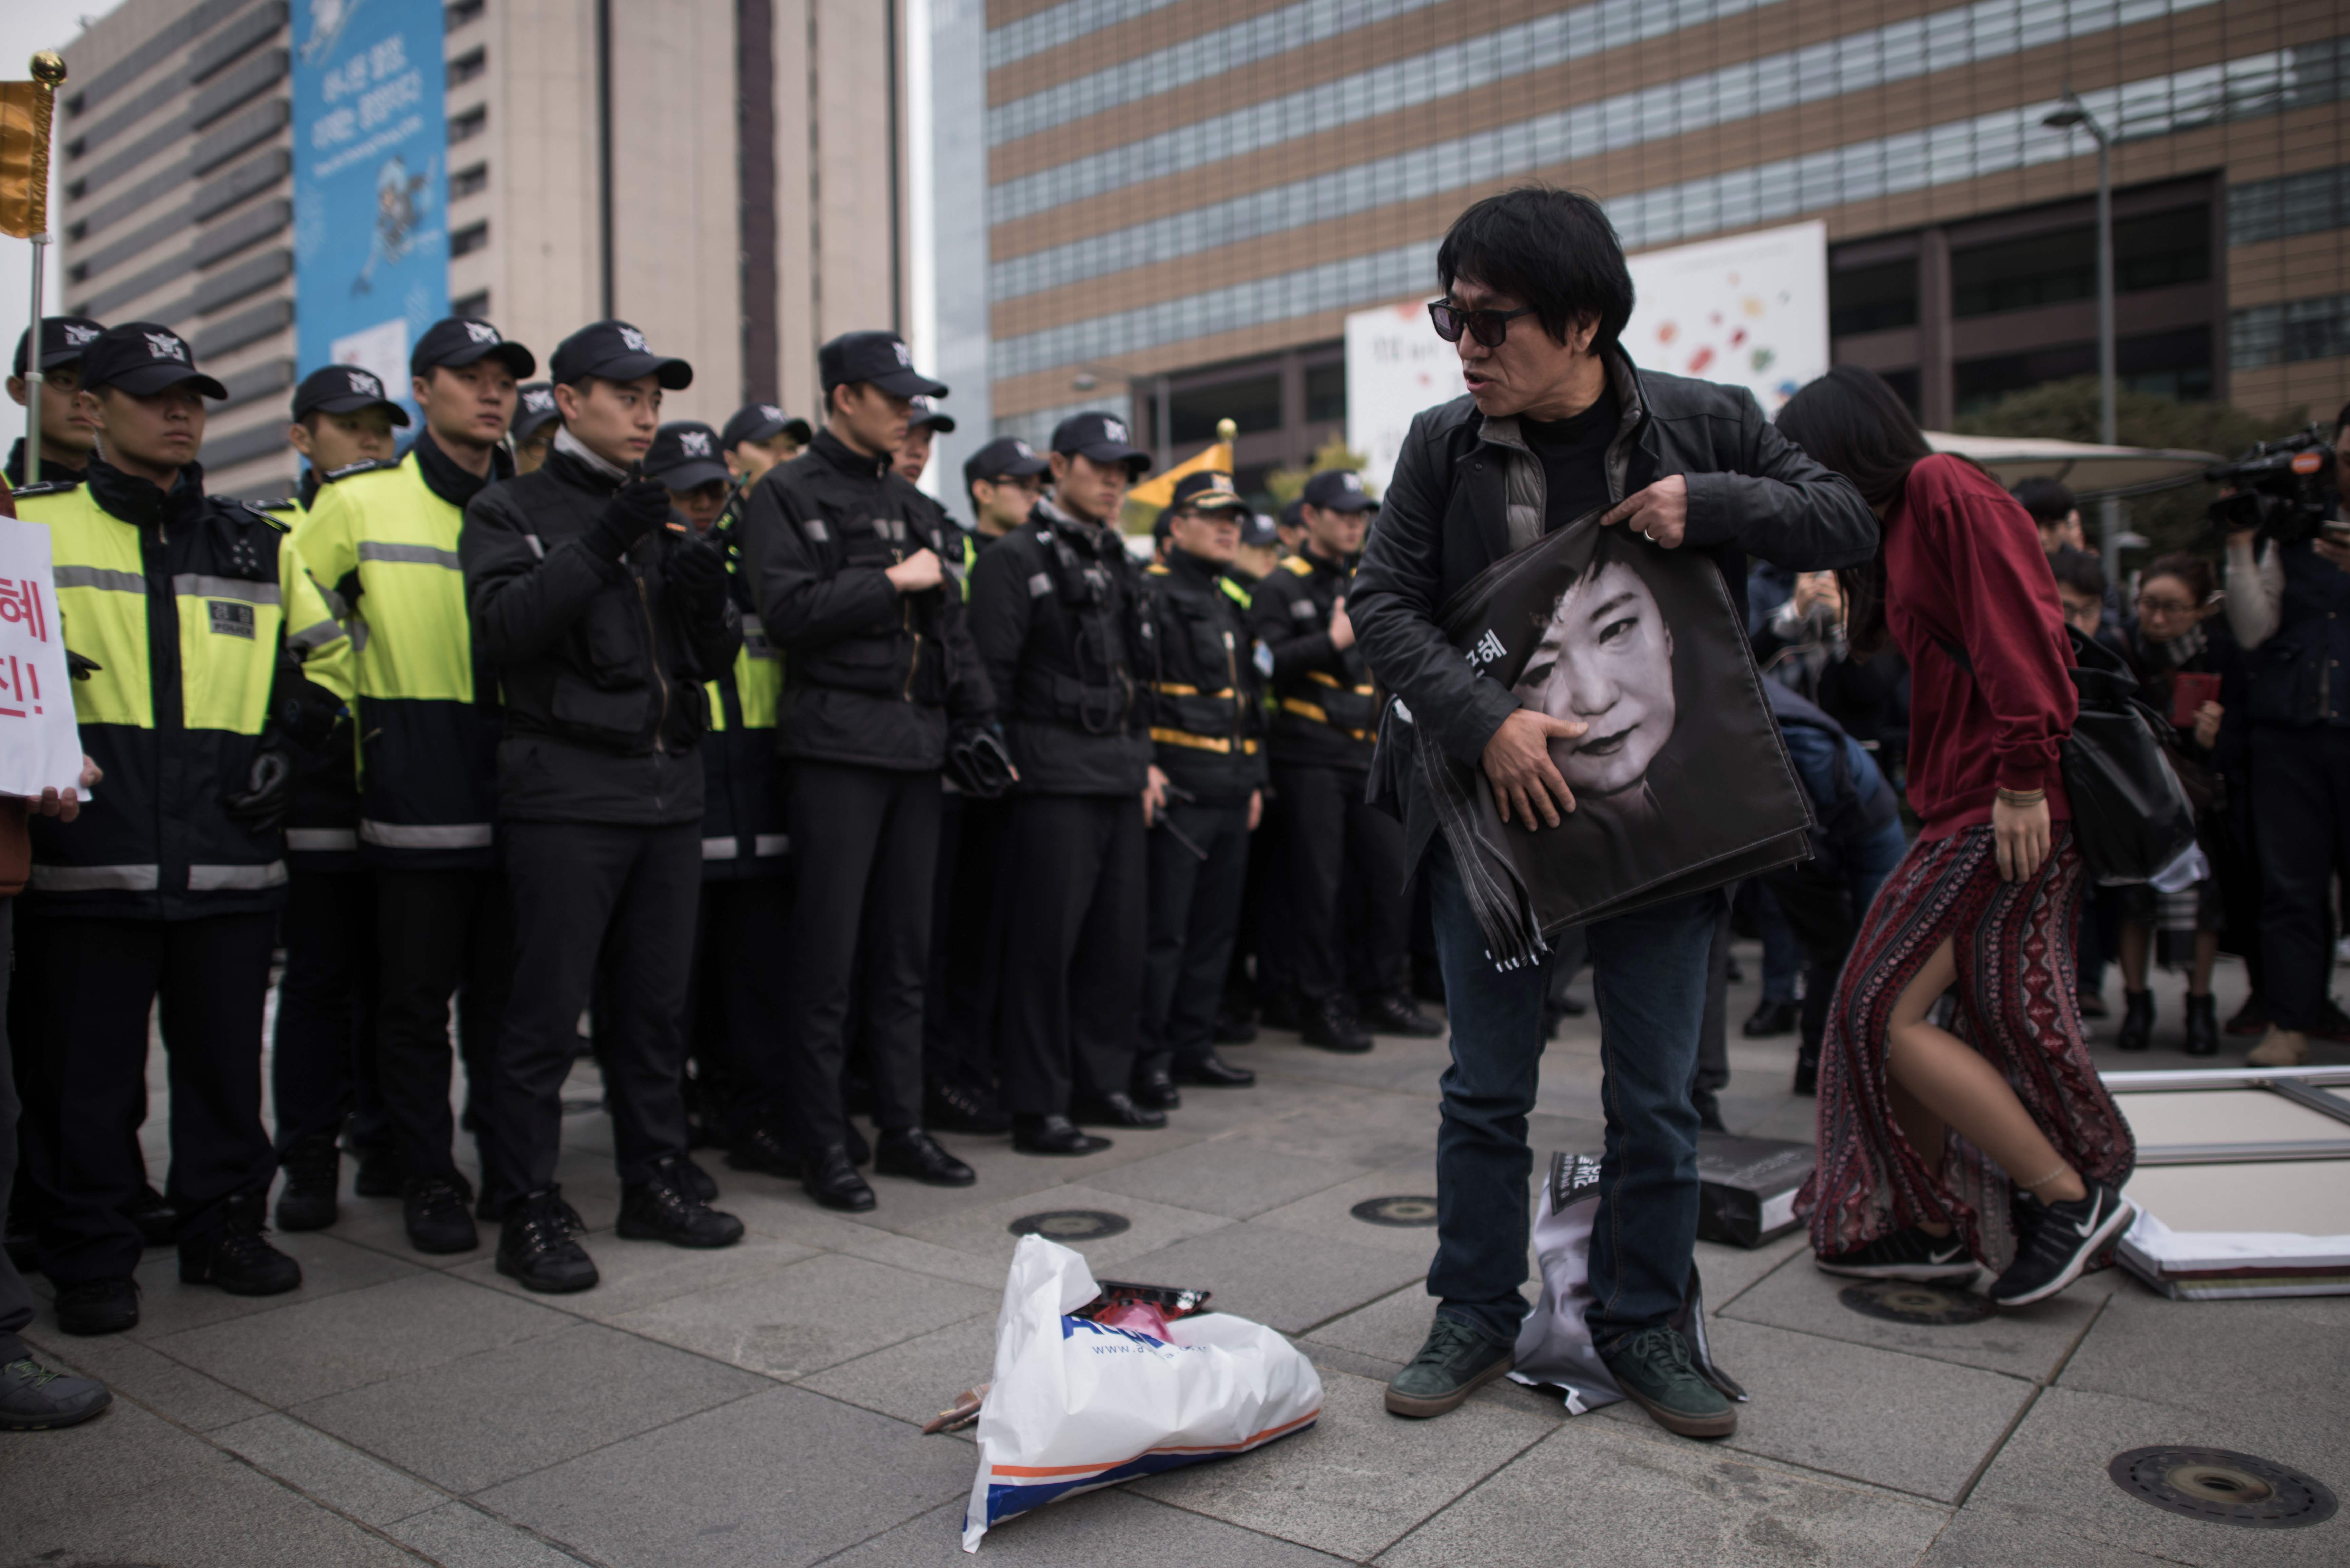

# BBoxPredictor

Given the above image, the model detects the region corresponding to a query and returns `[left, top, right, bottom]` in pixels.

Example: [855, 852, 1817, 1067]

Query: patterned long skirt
[1797, 823, 2136, 1274]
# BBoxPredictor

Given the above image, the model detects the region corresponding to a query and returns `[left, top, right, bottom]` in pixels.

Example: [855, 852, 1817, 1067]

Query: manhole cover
[1351, 1196, 1440, 1227]
[1837, 1280, 1995, 1325]
[2109, 1447, 2337, 1529]
[1009, 1210, 1130, 1242]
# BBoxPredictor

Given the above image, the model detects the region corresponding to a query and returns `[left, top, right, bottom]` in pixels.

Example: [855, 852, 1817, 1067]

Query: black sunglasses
[1428, 300, 1537, 348]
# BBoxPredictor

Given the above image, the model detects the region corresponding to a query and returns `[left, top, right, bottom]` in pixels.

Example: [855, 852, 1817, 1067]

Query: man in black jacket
[736, 331, 989, 1210]
[967, 413, 1160, 1154]
[1348, 190, 1875, 1434]
[1134, 471, 1264, 1108]
[461, 320, 746, 1291]
[1249, 468, 1440, 1052]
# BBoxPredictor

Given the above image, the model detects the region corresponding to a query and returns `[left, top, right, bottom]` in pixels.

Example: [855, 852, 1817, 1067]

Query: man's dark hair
[1435, 187, 1634, 351]
[2051, 545, 2106, 600]
[2011, 476, 2076, 527]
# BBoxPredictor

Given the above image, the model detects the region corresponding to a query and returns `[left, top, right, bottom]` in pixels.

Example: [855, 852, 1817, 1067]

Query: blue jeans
[1426, 845, 1723, 1352]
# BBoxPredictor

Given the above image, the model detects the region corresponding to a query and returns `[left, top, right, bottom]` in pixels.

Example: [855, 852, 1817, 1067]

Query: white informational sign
[1345, 300, 1469, 493]
[1621, 221, 1828, 416]
[0, 517, 86, 799]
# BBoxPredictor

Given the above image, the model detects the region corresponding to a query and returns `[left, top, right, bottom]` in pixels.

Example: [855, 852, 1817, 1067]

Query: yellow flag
[0, 78, 55, 240]
[1128, 438, 1234, 511]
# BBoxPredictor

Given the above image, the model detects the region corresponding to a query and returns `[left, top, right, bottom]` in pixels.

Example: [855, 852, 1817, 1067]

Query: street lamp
[2043, 91, 2121, 584]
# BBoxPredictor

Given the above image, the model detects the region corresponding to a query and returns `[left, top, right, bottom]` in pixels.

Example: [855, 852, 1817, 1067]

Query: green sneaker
[1384, 1316, 1514, 1418]
[1600, 1326, 1736, 1438]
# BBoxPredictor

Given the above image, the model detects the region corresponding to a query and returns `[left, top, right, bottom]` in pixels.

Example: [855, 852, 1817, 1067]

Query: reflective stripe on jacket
[20, 464, 353, 918]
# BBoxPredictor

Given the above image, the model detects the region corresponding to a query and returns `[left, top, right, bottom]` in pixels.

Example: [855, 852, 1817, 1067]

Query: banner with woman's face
[1427, 511, 1812, 944]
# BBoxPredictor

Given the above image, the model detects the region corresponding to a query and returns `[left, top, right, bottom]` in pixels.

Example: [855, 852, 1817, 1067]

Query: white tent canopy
[1923, 431, 2225, 498]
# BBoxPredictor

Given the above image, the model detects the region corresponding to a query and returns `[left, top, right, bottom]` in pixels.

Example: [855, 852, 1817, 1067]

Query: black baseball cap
[963, 436, 1049, 487]
[1301, 469, 1377, 512]
[1241, 511, 1280, 548]
[1169, 470, 1247, 514]
[13, 315, 104, 377]
[511, 382, 560, 442]
[720, 402, 812, 450]
[646, 421, 730, 490]
[1050, 410, 1150, 474]
[292, 363, 409, 426]
[78, 322, 226, 399]
[908, 395, 956, 434]
[550, 319, 692, 390]
[1279, 498, 1305, 532]
[817, 330, 945, 399]
[411, 316, 536, 379]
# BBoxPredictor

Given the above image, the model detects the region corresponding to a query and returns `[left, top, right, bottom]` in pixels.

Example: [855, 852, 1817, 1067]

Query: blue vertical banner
[290, 0, 449, 418]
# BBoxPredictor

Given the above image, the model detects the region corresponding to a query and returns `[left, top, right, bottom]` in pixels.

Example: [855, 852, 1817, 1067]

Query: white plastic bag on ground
[962, 1235, 1323, 1551]
[1509, 1152, 1745, 1414]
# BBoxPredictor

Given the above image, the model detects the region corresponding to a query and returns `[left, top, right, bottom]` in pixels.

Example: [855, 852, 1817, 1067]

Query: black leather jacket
[461, 446, 741, 825]
[1249, 545, 1376, 770]
[1349, 348, 1877, 873]
[738, 428, 991, 770]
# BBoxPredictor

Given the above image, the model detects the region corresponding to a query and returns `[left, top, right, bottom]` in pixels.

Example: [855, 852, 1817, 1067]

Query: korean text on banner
[292, 0, 451, 418]
[0, 518, 85, 798]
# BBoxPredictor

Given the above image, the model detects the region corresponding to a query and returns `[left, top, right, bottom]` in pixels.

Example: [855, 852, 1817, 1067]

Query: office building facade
[948, 0, 2350, 496]
[56, 0, 912, 498]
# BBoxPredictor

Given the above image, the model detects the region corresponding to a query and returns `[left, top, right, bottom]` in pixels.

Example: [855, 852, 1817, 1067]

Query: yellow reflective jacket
[19, 459, 354, 918]
[292, 449, 503, 868]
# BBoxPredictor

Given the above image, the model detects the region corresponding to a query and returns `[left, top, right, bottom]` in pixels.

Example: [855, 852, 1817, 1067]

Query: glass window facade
[1949, 207, 2208, 317]
[2228, 163, 2350, 247]
[991, 38, 2350, 384]
[2231, 294, 2350, 370]
[990, 0, 2223, 303]
[987, 0, 1189, 71]
[990, 0, 1444, 147]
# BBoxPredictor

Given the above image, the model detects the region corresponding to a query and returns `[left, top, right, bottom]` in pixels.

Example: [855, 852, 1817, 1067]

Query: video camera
[2205, 426, 2337, 547]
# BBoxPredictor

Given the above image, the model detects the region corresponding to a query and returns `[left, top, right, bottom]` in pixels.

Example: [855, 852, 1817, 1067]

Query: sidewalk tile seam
[1587, 1413, 1972, 1513]
[197, 1426, 453, 1565]
[389, 1500, 613, 1568]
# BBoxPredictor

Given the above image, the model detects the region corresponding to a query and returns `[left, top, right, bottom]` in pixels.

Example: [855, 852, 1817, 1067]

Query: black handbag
[1933, 626, 2196, 884]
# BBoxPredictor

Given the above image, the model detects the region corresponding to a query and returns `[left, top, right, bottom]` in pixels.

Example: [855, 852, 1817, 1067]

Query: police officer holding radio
[462, 319, 745, 1291]
[1249, 468, 1441, 1050]
[1134, 470, 1264, 1109]
[737, 330, 990, 1210]
[967, 412, 1160, 1153]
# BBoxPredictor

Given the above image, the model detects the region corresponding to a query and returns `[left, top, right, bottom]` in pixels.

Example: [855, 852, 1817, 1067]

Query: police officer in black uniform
[5, 315, 104, 487]
[1133, 471, 1263, 1109]
[462, 320, 746, 1291]
[967, 412, 1160, 1154]
[921, 436, 1053, 1133]
[737, 330, 990, 1209]
[1249, 468, 1440, 1050]
[510, 382, 561, 473]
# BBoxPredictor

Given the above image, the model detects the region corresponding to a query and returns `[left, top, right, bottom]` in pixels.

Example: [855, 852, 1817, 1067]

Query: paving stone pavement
[5, 948, 2347, 1566]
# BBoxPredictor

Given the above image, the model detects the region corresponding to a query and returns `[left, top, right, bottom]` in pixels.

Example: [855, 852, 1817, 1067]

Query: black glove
[585, 479, 674, 561]
[946, 723, 1016, 798]
[222, 748, 295, 831]
[664, 532, 729, 620]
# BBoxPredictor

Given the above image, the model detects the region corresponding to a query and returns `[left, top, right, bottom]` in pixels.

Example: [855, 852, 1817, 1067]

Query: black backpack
[1933, 626, 2195, 884]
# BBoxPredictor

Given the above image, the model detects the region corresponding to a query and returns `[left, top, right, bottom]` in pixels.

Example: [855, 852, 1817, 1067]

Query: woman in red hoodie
[1777, 368, 2135, 1309]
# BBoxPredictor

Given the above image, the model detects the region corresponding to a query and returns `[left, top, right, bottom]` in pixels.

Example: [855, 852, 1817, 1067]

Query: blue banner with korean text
[291, 0, 449, 419]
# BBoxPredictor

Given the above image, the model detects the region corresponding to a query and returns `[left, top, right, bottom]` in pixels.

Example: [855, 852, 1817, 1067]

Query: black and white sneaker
[1814, 1227, 1976, 1282]
[1988, 1181, 2134, 1308]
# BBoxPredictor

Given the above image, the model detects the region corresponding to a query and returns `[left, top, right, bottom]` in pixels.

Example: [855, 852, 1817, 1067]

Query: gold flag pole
[19, 52, 65, 488]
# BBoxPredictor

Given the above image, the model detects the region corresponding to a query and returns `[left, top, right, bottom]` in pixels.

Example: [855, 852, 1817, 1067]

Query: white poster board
[1621, 221, 1829, 417]
[1345, 301, 1468, 493]
[0, 516, 85, 798]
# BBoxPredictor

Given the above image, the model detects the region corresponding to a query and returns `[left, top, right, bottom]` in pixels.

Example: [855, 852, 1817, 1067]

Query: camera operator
[2217, 403, 2350, 1064]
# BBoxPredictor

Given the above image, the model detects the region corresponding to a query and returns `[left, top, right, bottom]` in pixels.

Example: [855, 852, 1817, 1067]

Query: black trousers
[2251, 724, 2350, 1030]
[375, 868, 510, 1183]
[1274, 762, 1408, 1004]
[925, 791, 1008, 1093]
[780, 762, 940, 1150]
[271, 865, 382, 1154]
[1140, 799, 1252, 1077]
[692, 875, 790, 1139]
[10, 912, 277, 1285]
[1248, 788, 1294, 1003]
[996, 793, 1145, 1116]
[488, 821, 700, 1204]
[0, 899, 34, 1361]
